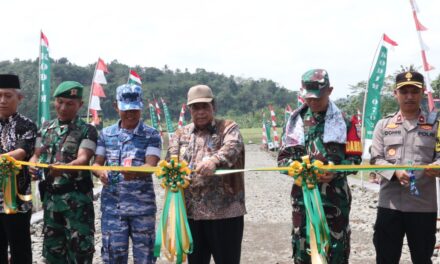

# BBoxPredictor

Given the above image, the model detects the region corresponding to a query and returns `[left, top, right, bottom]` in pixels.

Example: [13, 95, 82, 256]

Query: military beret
[301, 69, 330, 99]
[395, 71, 424, 90]
[53, 81, 84, 98]
[0, 74, 20, 89]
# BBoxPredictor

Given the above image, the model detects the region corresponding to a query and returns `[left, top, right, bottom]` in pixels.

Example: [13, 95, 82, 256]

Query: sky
[2, 0, 439, 99]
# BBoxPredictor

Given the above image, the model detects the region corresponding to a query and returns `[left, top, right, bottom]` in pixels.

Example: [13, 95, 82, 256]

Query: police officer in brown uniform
[371, 70, 440, 264]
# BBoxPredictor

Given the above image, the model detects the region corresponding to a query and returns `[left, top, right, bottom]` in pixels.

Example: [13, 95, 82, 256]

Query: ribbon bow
[287, 156, 330, 264]
[154, 155, 193, 264]
[0, 155, 32, 214]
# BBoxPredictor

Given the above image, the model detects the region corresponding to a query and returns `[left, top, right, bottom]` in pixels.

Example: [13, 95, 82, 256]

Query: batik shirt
[0, 113, 37, 213]
[167, 119, 246, 220]
[96, 120, 161, 216]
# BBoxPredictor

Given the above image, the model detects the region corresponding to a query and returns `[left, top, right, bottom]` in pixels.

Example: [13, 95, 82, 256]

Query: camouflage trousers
[43, 201, 95, 264]
[101, 212, 156, 264]
[290, 182, 351, 264]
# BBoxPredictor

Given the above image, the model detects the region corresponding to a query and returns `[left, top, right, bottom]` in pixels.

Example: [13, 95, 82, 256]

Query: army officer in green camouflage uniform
[29, 81, 98, 264]
[278, 69, 361, 264]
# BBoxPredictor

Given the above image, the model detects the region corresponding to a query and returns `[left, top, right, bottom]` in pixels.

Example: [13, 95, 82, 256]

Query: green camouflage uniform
[278, 105, 361, 264]
[38, 116, 97, 264]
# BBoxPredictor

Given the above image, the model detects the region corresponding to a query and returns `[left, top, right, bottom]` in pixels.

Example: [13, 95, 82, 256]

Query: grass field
[241, 127, 265, 144]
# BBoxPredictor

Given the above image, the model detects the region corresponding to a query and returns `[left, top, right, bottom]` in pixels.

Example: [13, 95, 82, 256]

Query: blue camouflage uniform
[96, 84, 162, 264]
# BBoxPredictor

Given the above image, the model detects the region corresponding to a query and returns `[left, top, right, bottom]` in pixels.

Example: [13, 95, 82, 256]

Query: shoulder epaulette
[426, 110, 439, 125]
[385, 111, 398, 118]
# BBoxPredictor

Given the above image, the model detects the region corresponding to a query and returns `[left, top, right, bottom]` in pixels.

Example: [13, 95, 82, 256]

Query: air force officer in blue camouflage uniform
[92, 84, 161, 264]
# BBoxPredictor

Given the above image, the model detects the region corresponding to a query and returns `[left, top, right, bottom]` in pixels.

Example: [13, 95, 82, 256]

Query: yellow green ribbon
[3, 154, 440, 264]
[154, 155, 193, 264]
[9, 157, 440, 175]
[285, 156, 330, 263]
[0, 155, 32, 214]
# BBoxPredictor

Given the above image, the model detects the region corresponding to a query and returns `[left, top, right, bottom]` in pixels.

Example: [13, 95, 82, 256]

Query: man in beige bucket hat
[167, 84, 246, 264]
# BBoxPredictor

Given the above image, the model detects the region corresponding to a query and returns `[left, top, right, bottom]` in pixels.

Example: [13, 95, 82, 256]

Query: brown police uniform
[370, 70, 440, 264]
[371, 111, 439, 212]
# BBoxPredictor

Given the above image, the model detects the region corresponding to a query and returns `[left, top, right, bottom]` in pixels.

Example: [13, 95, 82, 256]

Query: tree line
[0, 58, 296, 127]
[1, 58, 439, 128]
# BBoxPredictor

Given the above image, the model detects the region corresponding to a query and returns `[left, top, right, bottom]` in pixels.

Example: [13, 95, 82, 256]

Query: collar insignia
[386, 123, 398, 129]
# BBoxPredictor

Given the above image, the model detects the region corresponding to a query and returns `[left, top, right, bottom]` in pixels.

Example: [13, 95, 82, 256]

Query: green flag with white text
[364, 46, 387, 140]
[149, 102, 159, 130]
[161, 98, 175, 139]
[363, 45, 388, 157]
[38, 31, 51, 127]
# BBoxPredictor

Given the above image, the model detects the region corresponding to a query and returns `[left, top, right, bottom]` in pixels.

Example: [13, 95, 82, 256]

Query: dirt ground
[31, 144, 440, 263]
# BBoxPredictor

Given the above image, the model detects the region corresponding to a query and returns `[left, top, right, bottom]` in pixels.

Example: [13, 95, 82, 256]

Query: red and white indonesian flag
[128, 70, 142, 85]
[93, 58, 108, 85]
[89, 58, 108, 124]
[383, 34, 398, 47]
[41, 32, 49, 48]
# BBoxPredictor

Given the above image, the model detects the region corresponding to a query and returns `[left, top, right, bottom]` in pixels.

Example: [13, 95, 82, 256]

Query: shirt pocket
[384, 136, 403, 163]
[105, 148, 120, 165]
[414, 136, 436, 163]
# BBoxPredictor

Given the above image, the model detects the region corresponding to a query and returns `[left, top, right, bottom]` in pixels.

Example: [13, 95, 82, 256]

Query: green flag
[161, 98, 175, 139]
[38, 31, 51, 127]
[363, 45, 388, 155]
[364, 46, 387, 139]
[148, 102, 159, 130]
[264, 118, 274, 150]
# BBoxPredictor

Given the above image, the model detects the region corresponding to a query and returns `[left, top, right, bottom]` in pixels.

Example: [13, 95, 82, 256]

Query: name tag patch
[384, 130, 401, 136]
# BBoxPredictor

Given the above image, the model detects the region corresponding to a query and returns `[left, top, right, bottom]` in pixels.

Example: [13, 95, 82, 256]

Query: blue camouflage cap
[116, 84, 144, 111]
[301, 69, 330, 99]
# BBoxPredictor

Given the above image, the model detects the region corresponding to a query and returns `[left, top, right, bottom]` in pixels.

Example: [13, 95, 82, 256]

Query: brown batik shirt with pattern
[167, 119, 246, 220]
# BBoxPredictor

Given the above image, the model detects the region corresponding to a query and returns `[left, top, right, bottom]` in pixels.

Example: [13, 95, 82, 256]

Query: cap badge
[405, 72, 413, 81]
[388, 148, 396, 156]
[71, 89, 78, 96]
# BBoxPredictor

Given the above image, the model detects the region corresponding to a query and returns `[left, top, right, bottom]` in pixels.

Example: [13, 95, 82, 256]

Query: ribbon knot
[288, 156, 326, 190]
[156, 155, 191, 192]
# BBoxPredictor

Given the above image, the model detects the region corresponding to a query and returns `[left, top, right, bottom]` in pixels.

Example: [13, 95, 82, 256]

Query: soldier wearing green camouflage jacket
[277, 69, 361, 264]
[29, 81, 98, 264]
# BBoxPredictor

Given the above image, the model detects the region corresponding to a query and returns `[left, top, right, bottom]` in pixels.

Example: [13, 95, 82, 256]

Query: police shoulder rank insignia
[420, 125, 433, 130]
[386, 123, 398, 129]
[388, 148, 396, 156]
[436, 125, 440, 152]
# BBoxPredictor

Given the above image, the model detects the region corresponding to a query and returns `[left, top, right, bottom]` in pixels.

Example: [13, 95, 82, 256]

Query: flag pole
[409, 0, 435, 110]
[409, 0, 440, 217]
[37, 30, 43, 127]
[127, 68, 131, 84]
[360, 34, 384, 187]
[87, 58, 99, 123]
[35, 30, 44, 212]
